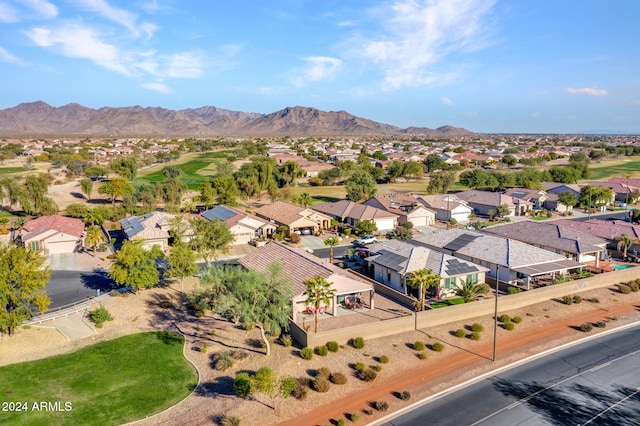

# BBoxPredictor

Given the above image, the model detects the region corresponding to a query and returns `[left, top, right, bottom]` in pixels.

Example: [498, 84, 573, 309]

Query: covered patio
[511, 258, 585, 290]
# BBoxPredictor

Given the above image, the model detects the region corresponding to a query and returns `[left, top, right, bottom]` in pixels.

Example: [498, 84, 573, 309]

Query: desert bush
[312, 377, 331, 393]
[572, 295, 582, 304]
[326, 341, 339, 352]
[280, 334, 293, 347]
[585, 297, 600, 303]
[455, 329, 466, 338]
[413, 341, 426, 351]
[292, 378, 309, 400]
[374, 401, 389, 412]
[212, 350, 247, 371]
[91, 304, 113, 327]
[359, 368, 378, 382]
[471, 323, 484, 332]
[200, 343, 208, 353]
[337, 419, 345, 426]
[563, 295, 573, 305]
[507, 287, 522, 294]
[580, 323, 593, 332]
[350, 412, 361, 422]
[300, 347, 314, 360]
[315, 345, 329, 356]
[618, 284, 632, 294]
[431, 342, 445, 352]
[470, 332, 481, 341]
[379, 355, 390, 364]
[593, 321, 607, 328]
[512, 316, 522, 324]
[503, 322, 515, 331]
[417, 352, 428, 360]
[222, 415, 241, 426]
[498, 314, 511, 323]
[400, 390, 411, 401]
[330, 372, 348, 385]
[628, 280, 640, 292]
[160, 300, 173, 309]
[234, 373, 252, 397]
[372, 364, 382, 372]
[316, 367, 331, 380]
[289, 232, 301, 243]
[352, 337, 365, 349]
[354, 362, 366, 372]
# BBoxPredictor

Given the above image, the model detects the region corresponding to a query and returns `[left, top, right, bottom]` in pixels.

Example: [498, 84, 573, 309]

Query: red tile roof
[23, 215, 84, 237]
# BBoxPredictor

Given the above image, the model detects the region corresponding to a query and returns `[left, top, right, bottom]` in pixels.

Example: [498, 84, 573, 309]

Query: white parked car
[354, 235, 377, 245]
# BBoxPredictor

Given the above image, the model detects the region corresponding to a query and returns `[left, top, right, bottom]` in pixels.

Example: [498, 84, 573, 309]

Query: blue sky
[1, 0, 639, 134]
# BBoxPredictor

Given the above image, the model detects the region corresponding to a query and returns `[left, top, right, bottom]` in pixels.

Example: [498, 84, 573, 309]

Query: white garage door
[46, 241, 76, 254]
[234, 232, 252, 245]
[409, 215, 428, 227]
[376, 218, 396, 232]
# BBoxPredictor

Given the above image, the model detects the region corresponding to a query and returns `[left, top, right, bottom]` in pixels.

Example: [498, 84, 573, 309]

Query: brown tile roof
[552, 218, 640, 240]
[23, 215, 84, 237]
[456, 190, 523, 207]
[254, 201, 307, 225]
[312, 200, 398, 221]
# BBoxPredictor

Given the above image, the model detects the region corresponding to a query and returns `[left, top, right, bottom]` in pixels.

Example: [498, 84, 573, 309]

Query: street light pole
[493, 265, 499, 362]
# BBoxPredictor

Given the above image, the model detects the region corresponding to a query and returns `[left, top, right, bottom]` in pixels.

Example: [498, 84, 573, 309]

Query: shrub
[379, 355, 390, 364]
[455, 329, 467, 338]
[300, 347, 314, 360]
[503, 322, 515, 331]
[243, 322, 254, 331]
[352, 337, 365, 349]
[289, 233, 301, 243]
[374, 400, 389, 412]
[312, 377, 331, 393]
[222, 415, 241, 426]
[359, 368, 378, 382]
[507, 287, 522, 294]
[200, 343, 208, 353]
[234, 373, 252, 397]
[316, 367, 331, 380]
[212, 350, 247, 371]
[431, 342, 445, 352]
[498, 314, 511, 323]
[593, 321, 607, 328]
[326, 341, 339, 352]
[350, 412, 361, 423]
[512, 316, 522, 324]
[572, 295, 582, 304]
[413, 341, 426, 351]
[315, 345, 329, 356]
[470, 332, 481, 341]
[280, 334, 293, 347]
[372, 364, 382, 372]
[400, 390, 411, 401]
[562, 295, 573, 305]
[292, 380, 308, 400]
[354, 362, 366, 372]
[330, 372, 348, 385]
[337, 419, 345, 426]
[618, 284, 632, 294]
[586, 297, 600, 303]
[417, 352, 428, 360]
[580, 323, 593, 332]
[628, 281, 640, 292]
[471, 323, 484, 332]
[91, 304, 113, 327]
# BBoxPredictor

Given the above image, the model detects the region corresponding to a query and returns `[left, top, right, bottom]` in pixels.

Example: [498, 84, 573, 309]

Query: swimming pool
[611, 264, 636, 271]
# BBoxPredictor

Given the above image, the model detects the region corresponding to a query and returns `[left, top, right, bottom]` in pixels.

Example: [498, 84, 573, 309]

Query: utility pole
[493, 265, 499, 362]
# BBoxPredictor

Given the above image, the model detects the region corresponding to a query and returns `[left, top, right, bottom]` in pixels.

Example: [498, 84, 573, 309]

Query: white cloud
[164, 52, 203, 78]
[565, 87, 608, 97]
[140, 81, 172, 94]
[292, 56, 343, 87]
[442, 97, 453, 106]
[21, 0, 58, 19]
[0, 46, 25, 65]
[355, 0, 497, 90]
[72, 0, 157, 38]
[0, 1, 20, 22]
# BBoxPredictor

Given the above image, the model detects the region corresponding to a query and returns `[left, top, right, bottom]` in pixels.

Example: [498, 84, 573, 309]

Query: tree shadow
[70, 191, 86, 200]
[195, 376, 235, 397]
[79, 269, 117, 292]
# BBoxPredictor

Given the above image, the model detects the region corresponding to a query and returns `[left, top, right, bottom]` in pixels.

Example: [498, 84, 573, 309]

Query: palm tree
[303, 275, 335, 333]
[455, 278, 491, 303]
[85, 225, 104, 257]
[0, 217, 8, 233]
[298, 192, 313, 208]
[407, 269, 441, 311]
[11, 216, 26, 231]
[324, 236, 339, 264]
[617, 233, 639, 260]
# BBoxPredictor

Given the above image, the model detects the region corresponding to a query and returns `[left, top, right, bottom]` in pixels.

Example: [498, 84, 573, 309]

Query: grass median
[0, 331, 198, 426]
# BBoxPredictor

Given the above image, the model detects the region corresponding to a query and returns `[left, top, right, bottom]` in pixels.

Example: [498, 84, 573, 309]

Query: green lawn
[588, 158, 640, 181]
[139, 150, 233, 189]
[429, 297, 465, 309]
[0, 166, 26, 175]
[0, 331, 198, 426]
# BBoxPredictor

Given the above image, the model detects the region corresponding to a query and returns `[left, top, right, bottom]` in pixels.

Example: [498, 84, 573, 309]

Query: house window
[466, 273, 478, 284]
[30, 241, 40, 251]
[387, 269, 391, 282]
[444, 277, 456, 289]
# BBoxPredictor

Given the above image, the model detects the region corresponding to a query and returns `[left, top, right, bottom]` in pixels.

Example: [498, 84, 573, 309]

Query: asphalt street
[381, 323, 640, 426]
[46, 270, 116, 310]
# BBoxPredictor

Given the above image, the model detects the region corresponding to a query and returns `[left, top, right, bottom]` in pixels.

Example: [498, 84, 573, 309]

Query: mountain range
[0, 102, 474, 138]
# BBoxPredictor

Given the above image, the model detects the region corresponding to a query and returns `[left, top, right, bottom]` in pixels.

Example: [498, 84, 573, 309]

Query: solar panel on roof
[443, 234, 479, 252]
[203, 206, 236, 221]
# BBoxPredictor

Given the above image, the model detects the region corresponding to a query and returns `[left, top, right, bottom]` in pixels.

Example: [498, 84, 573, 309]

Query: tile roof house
[456, 189, 531, 217]
[483, 222, 607, 267]
[364, 240, 489, 301]
[238, 242, 374, 318]
[254, 201, 332, 235]
[586, 181, 640, 204]
[312, 200, 399, 234]
[20, 215, 84, 254]
[503, 188, 548, 210]
[415, 194, 474, 223]
[120, 211, 174, 251]
[542, 183, 582, 201]
[411, 229, 584, 289]
[362, 195, 436, 227]
[201, 204, 276, 245]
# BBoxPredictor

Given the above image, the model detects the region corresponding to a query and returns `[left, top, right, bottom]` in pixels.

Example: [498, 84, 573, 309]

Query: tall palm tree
[407, 269, 441, 311]
[85, 225, 104, 257]
[303, 275, 335, 333]
[617, 233, 639, 260]
[324, 236, 339, 264]
[298, 192, 313, 208]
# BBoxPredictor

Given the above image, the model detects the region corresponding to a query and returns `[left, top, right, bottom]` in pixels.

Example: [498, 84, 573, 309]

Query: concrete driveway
[300, 235, 326, 249]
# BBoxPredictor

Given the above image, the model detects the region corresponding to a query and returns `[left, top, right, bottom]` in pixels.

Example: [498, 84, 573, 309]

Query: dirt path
[281, 304, 639, 426]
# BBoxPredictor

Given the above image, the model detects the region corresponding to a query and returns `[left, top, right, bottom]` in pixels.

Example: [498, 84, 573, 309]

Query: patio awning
[327, 273, 374, 295]
[511, 259, 584, 276]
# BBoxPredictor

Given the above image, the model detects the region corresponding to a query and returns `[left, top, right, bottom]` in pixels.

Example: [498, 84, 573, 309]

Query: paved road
[381, 323, 640, 426]
[46, 270, 116, 309]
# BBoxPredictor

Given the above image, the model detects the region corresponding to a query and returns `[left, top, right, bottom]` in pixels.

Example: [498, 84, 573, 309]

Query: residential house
[19, 215, 84, 254]
[362, 195, 436, 227]
[411, 229, 584, 289]
[503, 188, 547, 210]
[311, 200, 399, 234]
[120, 211, 174, 251]
[415, 194, 473, 223]
[364, 240, 489, 300]
[456, 190, 530, 217]
[483, 222, 607, 267]
[542, 183, 582, 201]
[586, 181, 639, 205]
[238, 241, 374, 317]
[254, 201, 332, 235]
[201, 204, 276, 245]
[552, 219, 640, 256]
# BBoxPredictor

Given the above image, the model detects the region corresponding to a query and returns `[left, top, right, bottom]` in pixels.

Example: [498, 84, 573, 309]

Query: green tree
[386, 223, 413, 241]
[345, 169, 377, 202]
[407, 269, 440, 311]
[455, 278, 490, 303]
[427, 171, 456, 194]
[303, 275, 335, 333]
[79, 178, 93, 200]
[109, 241, 160, 292]
[355, 219, 377, 236]
[109, 157, 138, 180]
[198, 181, 216, 207]
[323, 236, 339, 264]
[162, 165, 183, 179]
[166, 241, 199, 292]
[212, 175, 240, 206]
[99, 177, 134, 206]
[190, 218, 235, 267]
[616, 233, 639, 260]
[84, 165, 108, 180]
[0, 244, 51, 335]
[85, 225, 104, 257]
[297, 192, 313, 208]
[496, 204, 511, 218]
[501, 154, 518, 169]
[279, 161, 305, 186]
[558, 191, 578, 212]
[22, 174, 49, 215]
[424, 153, 446, 172]
[401, 161, 424, 182]
[386, 161, 405, 183]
